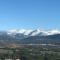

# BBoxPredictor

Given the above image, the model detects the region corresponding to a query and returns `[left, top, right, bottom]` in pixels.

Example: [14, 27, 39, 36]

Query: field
[0, 44, 60, 60]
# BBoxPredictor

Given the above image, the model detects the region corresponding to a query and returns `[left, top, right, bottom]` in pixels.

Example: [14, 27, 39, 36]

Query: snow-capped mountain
[0, 29, 60, 47]
[0, 29, 59, 41]
[7, 29, 33, 36]
[6, 29, 60, 36]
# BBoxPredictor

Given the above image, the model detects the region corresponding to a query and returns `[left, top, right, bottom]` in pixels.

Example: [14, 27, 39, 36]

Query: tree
[44, 53, 48, 60]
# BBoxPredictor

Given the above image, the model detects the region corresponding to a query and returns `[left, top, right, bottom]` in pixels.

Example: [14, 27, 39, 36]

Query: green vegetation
[0, 46, 60, 60]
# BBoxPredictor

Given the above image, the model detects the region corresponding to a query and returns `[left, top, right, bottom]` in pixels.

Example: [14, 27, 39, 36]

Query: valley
[0, 44, 60, 60]
[0, 30, 60, 60]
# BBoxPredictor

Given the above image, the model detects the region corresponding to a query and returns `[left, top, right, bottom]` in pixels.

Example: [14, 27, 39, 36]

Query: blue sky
[0, 0, 60, 30]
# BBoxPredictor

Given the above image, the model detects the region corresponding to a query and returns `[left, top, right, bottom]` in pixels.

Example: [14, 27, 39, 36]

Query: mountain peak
[5, 29, 60, 36]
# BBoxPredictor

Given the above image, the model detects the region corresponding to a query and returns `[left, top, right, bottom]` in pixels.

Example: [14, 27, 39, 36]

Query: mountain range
[0, 29, 60, 47]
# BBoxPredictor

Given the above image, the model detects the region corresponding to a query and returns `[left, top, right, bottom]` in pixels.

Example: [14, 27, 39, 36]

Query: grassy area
[0, 46, 60, 60]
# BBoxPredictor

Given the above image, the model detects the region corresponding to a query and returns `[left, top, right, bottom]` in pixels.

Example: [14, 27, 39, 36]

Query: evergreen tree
[44, 53, 48, 60]
[20, 56, 27, 60]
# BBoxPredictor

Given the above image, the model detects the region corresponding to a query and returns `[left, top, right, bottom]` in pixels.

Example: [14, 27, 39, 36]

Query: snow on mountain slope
[7, 29, 33, 35]
[6, 29, 60, 36]
[47, 30, 60, 35]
